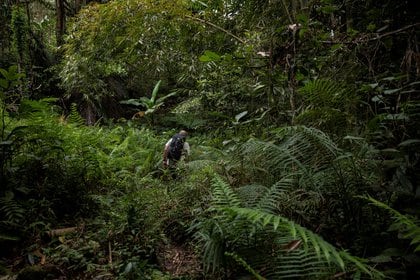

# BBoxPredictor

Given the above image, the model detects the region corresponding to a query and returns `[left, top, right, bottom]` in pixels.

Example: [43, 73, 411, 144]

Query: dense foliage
[1, 0, 419, 279]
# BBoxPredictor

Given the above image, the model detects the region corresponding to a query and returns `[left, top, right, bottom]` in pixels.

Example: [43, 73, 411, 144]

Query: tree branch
[322, 22, 420, 45]
[185, 15, 246, 44]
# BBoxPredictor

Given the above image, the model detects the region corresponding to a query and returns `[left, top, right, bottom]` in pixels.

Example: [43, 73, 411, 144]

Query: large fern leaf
[298, 79, 352, 108]
[255, 175, 296, 213]
[363, 196, 420, 253]
[296, 79, 358, 132]
[235, 126, 340, 186]
[224, 207, 384, 279]
[211, 175, 242, 209]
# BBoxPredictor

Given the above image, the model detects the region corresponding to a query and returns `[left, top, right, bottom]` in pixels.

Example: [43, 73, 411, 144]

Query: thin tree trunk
[345, 0, 353, 31]
[75, 0, 81, 13]
[56, 0, 65, 46]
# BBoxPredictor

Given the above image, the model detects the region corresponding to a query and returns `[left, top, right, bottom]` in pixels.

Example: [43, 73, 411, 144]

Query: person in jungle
[162, 130, 190, 170]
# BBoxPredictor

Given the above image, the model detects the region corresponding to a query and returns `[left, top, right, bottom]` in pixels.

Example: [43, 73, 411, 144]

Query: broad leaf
[151, 80, 162, 103]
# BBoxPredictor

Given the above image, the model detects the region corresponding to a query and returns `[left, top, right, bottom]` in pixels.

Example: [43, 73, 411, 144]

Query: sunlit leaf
[235, 111, 248, 122]
[398, 139, 420, 147]
[199, 50, 221, 62]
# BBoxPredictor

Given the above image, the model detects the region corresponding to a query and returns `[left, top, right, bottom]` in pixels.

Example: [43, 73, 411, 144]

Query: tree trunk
[56, 0, 65, 46]
[74, 0, 80, 13]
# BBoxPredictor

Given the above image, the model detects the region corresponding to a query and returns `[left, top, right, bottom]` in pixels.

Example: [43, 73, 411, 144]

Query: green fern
[225, 252, 265, 280]
[362, 196, 420, 253]
[234, 126, 339, 187]
[296, 79, 358, 132]
[298, 79, 352, 108]
[191, 176, 252, 273]
[0, 192, 25, 228]
[224, 207, 384, 279]
[68, 103, 85, 126]
[236, 184, 269, 208]
[210, 175, 242, 209]
[276, 126, 340, 162]
[255, 176, 296, 213]
[192, 174, 384, 278]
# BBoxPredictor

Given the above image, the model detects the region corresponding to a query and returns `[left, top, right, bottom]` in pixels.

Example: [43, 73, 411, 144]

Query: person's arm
[163, 139, 171, 167]
[183, 142, 190, 159]
[163, 146, 169, 167]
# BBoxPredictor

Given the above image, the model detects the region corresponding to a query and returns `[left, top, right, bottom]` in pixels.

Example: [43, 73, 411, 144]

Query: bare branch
[185, 15, 246, 44]
[322, 22, 420, 45]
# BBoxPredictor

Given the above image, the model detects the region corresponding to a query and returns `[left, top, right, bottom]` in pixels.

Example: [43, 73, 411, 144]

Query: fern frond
[237, 184, 269, 208]
[362, 195, 420, 252]
[266, 249, 332, 279]
[0, 195, 25, 226]
[225, 252, 265, 280]
[256, 175, 296, 213]
[296, 79, 357, 132]
[224, 207, 384, 278]
[298, 79, 354, 108]
[186, 159, 218, 171]
[295, 108, 349, 132]
[68, 103, 85, 126]
[237, 126, 340, 184]
[240, 138, 307, 177]
[211, 176, 241, 209]
[171, 97, 202, 113]
[277, 126, 340, 160]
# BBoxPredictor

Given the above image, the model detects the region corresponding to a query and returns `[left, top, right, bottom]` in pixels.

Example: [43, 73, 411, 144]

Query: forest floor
[157, 242, 202, 278]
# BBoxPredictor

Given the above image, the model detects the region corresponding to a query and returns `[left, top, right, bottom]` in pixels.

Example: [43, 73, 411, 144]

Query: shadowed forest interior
[0, 0, 419, 279]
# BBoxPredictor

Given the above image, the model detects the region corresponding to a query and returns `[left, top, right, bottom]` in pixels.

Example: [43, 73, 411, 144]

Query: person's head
[179, 130, 188, 137]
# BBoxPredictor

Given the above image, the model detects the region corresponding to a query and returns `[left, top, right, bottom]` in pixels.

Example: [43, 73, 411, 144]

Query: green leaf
[408, 81, 420, 87]
[398, 139, 420, 147]
[262, 214, 271, 226]
[272, 217, 280, 230]
[156, 91, 177, 104]
[343, 135, 365, 141]
[383, 88, 401, 95]
[0, 68, 9, 79]
[123, 262, 133, 274]
[120, 99, 143, 107]
[151, 80, 162, 103]
[199, 50, 221, 62]
[0, 233, 20, 241]
[369, 255, 393, 263]
[320, 4, 338, 14]
[410, 234, 420, 246]
[382, 76, 396, 81]
[0, 78, 8, 89]
[330, 44, 343, 52]
[235, 111, 248, 122]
